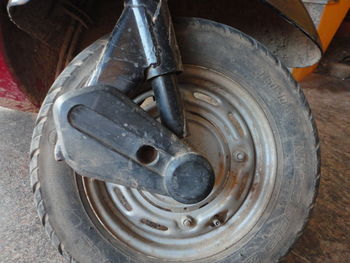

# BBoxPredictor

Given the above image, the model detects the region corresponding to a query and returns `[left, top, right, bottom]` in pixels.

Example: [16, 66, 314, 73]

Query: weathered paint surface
[293, 0, 350, 81]
[0, 24, 37, 112]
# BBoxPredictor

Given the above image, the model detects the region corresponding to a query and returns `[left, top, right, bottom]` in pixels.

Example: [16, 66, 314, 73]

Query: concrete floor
[0, 73, 349, 263]
[284, 74, 350, 263]
[0, 110, 64, 263]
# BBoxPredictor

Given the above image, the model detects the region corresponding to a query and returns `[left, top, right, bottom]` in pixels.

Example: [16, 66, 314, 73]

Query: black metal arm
[53, 0, 215, 204]
[54, 85, 214, 204]
[87, 0, 186, 137]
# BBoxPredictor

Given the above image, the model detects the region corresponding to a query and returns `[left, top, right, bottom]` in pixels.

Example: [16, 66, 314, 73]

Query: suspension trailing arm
[88, 0, 186, 137]
[53, 0, 215, 204]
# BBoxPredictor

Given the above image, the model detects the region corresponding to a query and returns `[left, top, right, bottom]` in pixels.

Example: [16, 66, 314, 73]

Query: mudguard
[265, 0, 321, 52]
[7, 0, 322, 68]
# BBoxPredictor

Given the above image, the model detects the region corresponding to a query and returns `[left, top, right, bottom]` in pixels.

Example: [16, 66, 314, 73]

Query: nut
[234, 151, 246, 162]
[182, 216, 194, 228]
[212, 218, 221, 227]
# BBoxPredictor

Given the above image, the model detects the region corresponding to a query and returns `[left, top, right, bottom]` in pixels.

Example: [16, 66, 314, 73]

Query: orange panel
[292, 0, 350, 81]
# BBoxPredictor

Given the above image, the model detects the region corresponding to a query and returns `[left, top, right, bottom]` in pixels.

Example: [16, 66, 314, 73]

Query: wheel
[30, 18, 320, 263]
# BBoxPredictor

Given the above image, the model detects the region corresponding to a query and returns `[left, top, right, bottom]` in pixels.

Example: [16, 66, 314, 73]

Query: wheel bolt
[234, 151, 246, 162]
[182, 216, 194, 228]
[212, 218, 221, 227]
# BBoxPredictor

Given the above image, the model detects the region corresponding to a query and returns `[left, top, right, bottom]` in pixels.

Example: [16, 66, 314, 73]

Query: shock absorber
[87, 0, 186, 137]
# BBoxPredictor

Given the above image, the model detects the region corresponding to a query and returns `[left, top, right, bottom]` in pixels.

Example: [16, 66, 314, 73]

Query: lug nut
[182, 216, 194, 228]
[212, 218, 221, 227]
[234, 151, 246, 162]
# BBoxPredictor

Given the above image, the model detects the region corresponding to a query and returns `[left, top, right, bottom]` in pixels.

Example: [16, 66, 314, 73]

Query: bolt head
[212, 218, 221, 227]
[235, 152, 246, 162]
[182, 216, 194, 228]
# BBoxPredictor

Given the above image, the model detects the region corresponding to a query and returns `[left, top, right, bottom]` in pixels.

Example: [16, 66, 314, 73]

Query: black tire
[30, 18, 320, 263]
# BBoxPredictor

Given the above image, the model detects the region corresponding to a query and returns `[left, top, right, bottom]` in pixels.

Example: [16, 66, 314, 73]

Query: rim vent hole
[141, 218, 168, 231]
[193, 92, 219, 106]
[114, 187, 132, 211]
[140, 96, 155, 109]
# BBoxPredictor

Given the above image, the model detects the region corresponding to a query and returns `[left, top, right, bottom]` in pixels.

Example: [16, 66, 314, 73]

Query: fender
[265, 0, 321, 52]
[2, 0, 322, 111]
[7, 0, 322, 67]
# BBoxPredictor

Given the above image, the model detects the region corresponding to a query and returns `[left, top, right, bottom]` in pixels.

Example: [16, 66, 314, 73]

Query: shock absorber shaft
[151, 74, 186, 138]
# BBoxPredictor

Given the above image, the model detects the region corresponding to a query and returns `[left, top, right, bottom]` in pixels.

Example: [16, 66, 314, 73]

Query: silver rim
[81, 65, 277, 261]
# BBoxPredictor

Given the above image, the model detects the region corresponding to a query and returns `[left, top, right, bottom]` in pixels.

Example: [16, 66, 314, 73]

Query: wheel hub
[81, 65, 277, 261]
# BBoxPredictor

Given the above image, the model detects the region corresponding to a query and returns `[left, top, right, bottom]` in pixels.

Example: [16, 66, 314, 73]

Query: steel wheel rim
[80, 65, 277, 261]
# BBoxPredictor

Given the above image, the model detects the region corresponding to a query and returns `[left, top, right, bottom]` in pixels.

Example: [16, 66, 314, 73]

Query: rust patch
[230, 170, 238, 187]
[235, 174, 249, 200]
[228, 112, 245, 138]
